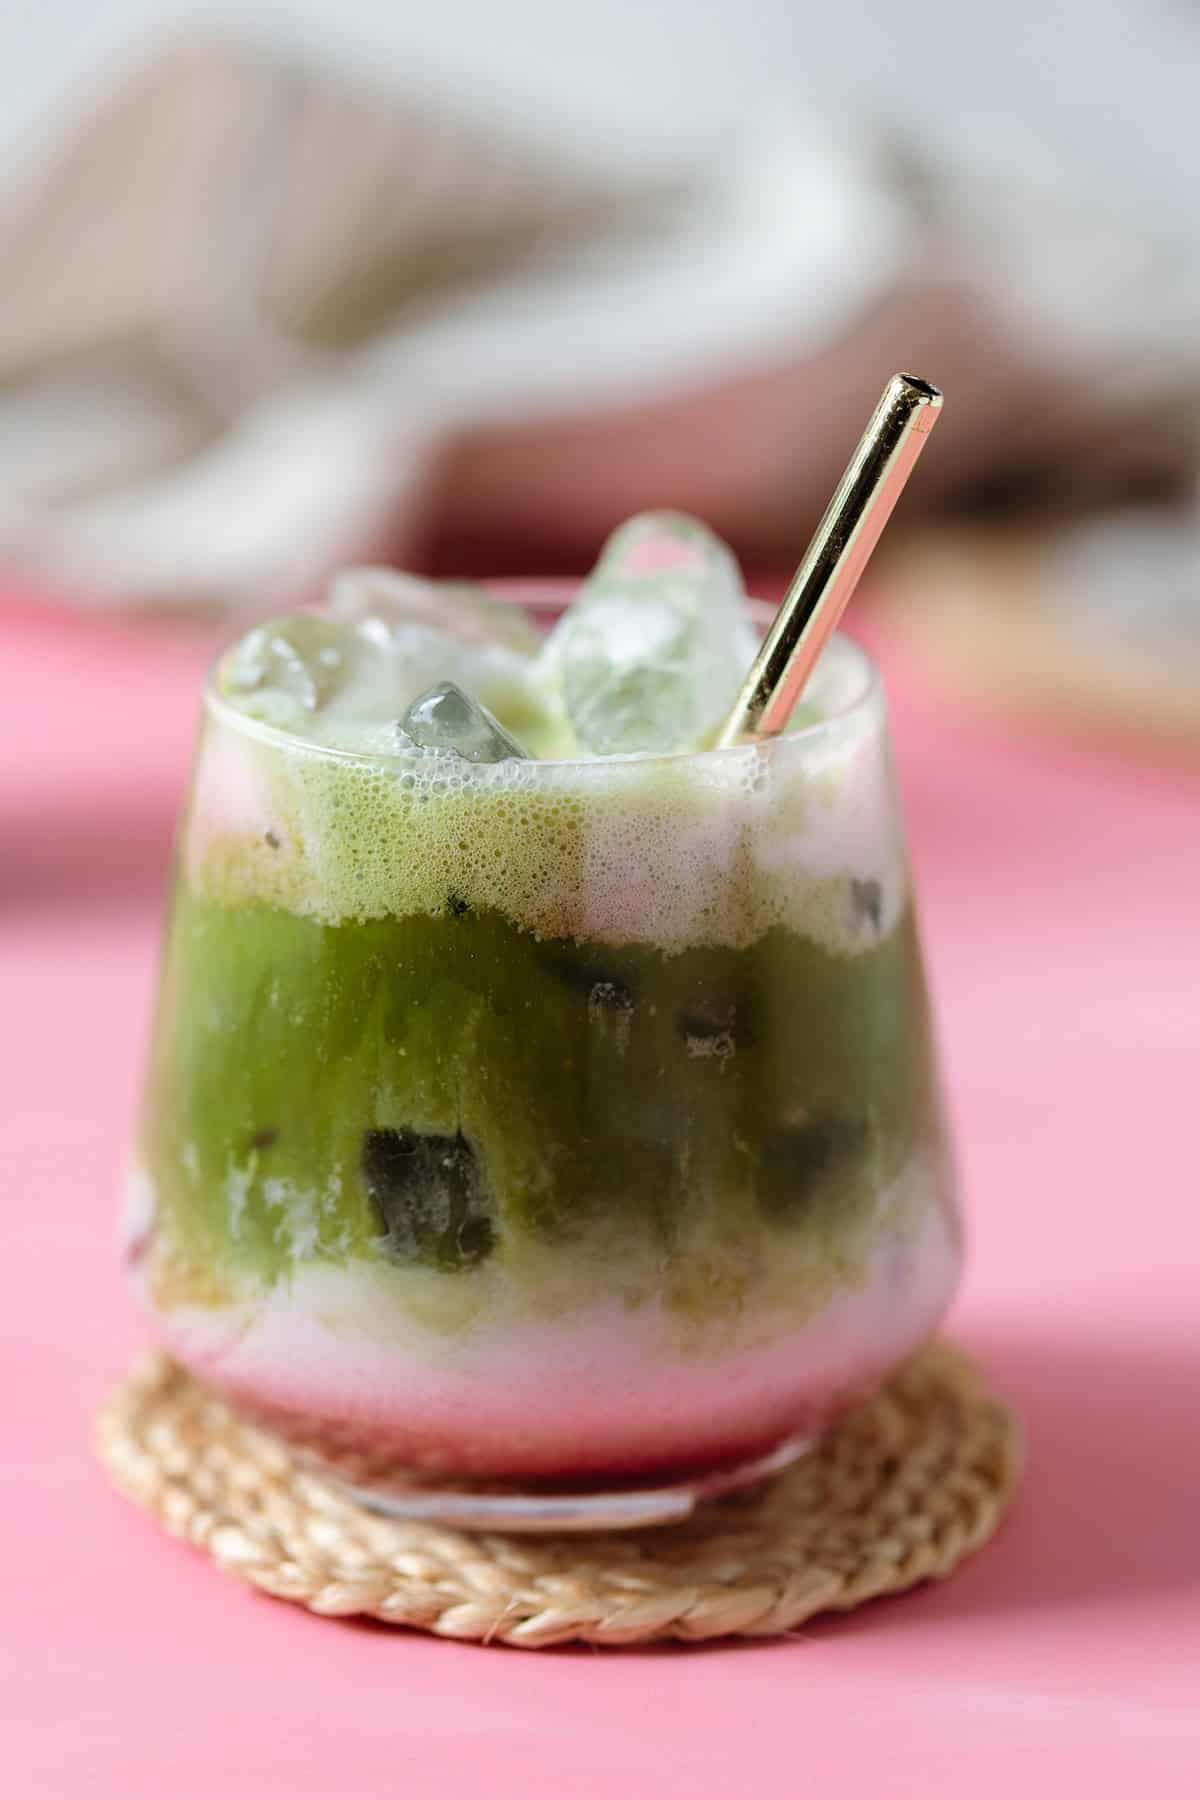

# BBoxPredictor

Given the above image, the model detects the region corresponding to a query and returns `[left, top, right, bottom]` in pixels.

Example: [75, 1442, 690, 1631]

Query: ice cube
[545, 512, 757, 755]
[396, 681, 531, 763]
[361, 1127, 495, 1271]
[756, 1117, 872, 1223]
[219, 575, 561, 755]
[325, 566, 560, 752]
[328, 567, 542, 657]
[221, 614, 354, 719]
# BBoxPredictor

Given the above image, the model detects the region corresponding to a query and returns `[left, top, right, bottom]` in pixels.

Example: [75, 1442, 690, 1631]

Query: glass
[123, 588, 961, 1530]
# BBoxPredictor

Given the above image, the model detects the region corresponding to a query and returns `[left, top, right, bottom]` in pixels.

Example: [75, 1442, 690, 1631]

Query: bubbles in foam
[192, 630, 902, 954]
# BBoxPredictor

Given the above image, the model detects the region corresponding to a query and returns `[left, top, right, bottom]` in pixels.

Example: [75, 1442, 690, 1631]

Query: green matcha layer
[138, 880, 940, 1322]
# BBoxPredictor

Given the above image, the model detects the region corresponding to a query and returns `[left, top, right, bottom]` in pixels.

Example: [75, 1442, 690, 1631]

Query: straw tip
[893, 372, 944, 412]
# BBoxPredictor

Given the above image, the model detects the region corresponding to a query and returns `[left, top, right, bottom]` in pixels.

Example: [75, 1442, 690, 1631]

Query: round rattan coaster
[97, 1341, 1020, 1648]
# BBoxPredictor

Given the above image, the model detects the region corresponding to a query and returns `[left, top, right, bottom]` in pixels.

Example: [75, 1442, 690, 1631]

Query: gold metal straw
[716, 373, 943, 748]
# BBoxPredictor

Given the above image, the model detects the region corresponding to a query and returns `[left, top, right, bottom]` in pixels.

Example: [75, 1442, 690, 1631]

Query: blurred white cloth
[0, 38, 1197, 609]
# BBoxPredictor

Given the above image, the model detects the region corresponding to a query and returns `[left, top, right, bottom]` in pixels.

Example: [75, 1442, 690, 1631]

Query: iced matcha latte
[126, 515, 960, 1507]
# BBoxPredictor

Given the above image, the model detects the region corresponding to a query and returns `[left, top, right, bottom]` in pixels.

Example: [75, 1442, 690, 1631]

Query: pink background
[3, 586, 1198, 1796]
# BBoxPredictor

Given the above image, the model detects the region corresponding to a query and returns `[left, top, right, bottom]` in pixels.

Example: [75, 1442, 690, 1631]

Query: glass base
[331, 1433, 815, 1533]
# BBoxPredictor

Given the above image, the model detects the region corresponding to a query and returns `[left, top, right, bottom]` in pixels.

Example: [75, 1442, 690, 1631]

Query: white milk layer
[128, 1155, 960, 1480]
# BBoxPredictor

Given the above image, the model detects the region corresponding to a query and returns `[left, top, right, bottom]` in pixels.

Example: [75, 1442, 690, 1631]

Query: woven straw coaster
[97, 1341, 1020, 1649]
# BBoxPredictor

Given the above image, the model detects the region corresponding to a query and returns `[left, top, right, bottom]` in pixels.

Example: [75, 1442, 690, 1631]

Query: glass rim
[202, 580, 883, 772]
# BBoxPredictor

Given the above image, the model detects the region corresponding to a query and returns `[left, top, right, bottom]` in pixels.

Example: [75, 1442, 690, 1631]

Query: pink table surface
[3, 588, 1198, 1798]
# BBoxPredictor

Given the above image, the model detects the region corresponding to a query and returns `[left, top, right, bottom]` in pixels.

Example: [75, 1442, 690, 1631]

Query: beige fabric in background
[0, 37, 1197, 610]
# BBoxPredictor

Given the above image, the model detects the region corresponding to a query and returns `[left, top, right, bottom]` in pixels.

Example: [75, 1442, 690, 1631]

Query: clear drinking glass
[123, 589, 961, 1529]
